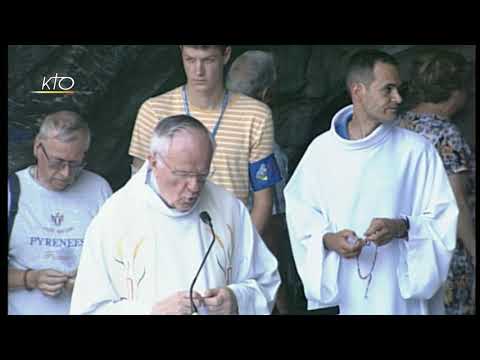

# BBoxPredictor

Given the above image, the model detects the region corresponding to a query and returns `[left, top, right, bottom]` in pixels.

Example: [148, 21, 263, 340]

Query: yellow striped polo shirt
[129, 85, 275, 204]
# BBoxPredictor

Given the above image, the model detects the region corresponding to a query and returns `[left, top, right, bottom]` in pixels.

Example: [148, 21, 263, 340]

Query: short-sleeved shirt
[398, 112, 473, 175]
[8, 167, 112, 315]
[398, 111, 476, 219]
[129, 86, 280, 204]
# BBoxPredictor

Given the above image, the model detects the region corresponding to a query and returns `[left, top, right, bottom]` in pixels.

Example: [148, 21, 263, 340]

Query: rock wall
[8, 45, 475, 190]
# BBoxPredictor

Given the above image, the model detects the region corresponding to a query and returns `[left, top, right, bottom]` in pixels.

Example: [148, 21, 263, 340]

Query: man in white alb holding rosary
[284, 49, 458, 315]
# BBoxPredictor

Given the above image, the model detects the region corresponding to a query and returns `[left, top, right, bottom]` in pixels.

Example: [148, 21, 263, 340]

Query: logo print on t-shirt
[51, 212, 64, 227]
[256, 164, 268, 182]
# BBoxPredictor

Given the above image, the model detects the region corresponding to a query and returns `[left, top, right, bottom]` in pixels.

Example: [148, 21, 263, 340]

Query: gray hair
[36, 110, 90, 149]
[226, 50, 277, 99]
[150, 114, 216, 156]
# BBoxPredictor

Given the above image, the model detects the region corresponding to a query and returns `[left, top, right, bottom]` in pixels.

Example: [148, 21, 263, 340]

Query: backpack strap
[8, 173, 21, 243]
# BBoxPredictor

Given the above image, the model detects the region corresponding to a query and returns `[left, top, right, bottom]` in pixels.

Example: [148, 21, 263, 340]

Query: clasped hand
[30, 268, 76, 297]
[151, 287, 238, 315]
[324, 218, 406, 258]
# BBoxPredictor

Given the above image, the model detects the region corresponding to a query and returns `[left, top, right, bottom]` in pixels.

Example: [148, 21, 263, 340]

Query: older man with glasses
[70, 114, 280, 315]
[8, 110, 112, 315]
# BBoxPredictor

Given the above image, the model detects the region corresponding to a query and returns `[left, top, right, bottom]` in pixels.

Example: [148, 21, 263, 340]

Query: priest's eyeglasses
[39, 143, 87, 172]
[155, 153, 214, 183]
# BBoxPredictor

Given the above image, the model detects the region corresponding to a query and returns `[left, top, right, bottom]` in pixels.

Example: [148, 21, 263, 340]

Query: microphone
[199, 211, 211, 226]
[190, 211, 216, 315]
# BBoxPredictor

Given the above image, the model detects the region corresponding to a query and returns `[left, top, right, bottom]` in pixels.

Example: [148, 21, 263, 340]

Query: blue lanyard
[182, 85, 229, 139]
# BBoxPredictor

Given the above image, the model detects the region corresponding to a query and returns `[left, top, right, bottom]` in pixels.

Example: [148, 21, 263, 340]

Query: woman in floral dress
[398, 49, 475, 315]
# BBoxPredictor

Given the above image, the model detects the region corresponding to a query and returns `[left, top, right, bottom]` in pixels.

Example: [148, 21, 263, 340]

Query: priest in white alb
[284, 50, 457, 315]
[70, 115, 280, 315]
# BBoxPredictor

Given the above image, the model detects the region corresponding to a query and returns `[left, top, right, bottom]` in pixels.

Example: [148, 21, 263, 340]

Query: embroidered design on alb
[114, 238, 146, 301]
[208, 224, 233, 285]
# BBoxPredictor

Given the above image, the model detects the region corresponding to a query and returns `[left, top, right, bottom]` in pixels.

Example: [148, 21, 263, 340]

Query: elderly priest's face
[150, 129, 214, 212]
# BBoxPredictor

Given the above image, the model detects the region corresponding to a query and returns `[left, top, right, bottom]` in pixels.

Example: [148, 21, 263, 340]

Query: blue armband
[249, 153, 282, 192]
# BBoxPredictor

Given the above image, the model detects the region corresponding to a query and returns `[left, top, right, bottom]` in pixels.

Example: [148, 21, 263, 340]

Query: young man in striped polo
[129, 45, 281, 236]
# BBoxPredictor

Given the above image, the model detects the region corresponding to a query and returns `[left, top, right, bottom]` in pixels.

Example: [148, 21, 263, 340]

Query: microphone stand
[190, 212, 216, 315]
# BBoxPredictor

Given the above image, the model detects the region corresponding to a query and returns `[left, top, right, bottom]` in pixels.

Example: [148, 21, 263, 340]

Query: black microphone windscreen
[199, 211, 211, 225]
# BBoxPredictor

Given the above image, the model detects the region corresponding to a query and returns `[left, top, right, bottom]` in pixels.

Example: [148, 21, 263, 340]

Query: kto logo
[31, 74, 76, 94]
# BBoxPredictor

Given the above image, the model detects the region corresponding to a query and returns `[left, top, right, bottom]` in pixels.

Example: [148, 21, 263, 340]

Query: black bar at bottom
[307, 306, 340, 315]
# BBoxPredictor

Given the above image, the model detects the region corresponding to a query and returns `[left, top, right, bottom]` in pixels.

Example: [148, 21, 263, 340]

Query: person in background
[398, 49, 475, 314]
[8, 110, 112, 315]
[128, 45, 281, 236]
[226, 50, 296, 314]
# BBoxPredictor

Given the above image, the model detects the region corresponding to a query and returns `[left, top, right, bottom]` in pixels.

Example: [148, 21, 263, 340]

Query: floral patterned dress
[398, 112, 476, 315]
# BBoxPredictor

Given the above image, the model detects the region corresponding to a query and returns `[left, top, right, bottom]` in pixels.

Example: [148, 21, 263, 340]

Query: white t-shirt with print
[8, 166, 112, 315]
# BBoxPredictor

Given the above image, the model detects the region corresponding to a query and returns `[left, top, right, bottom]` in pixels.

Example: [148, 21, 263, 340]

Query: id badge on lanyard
[182, 85, 229, 139]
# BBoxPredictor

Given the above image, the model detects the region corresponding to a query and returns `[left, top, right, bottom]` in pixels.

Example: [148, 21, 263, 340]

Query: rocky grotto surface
[8, 45, 475, 190]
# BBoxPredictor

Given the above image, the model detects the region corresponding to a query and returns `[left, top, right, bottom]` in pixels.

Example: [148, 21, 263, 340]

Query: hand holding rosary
[348, 235, 378, 299]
